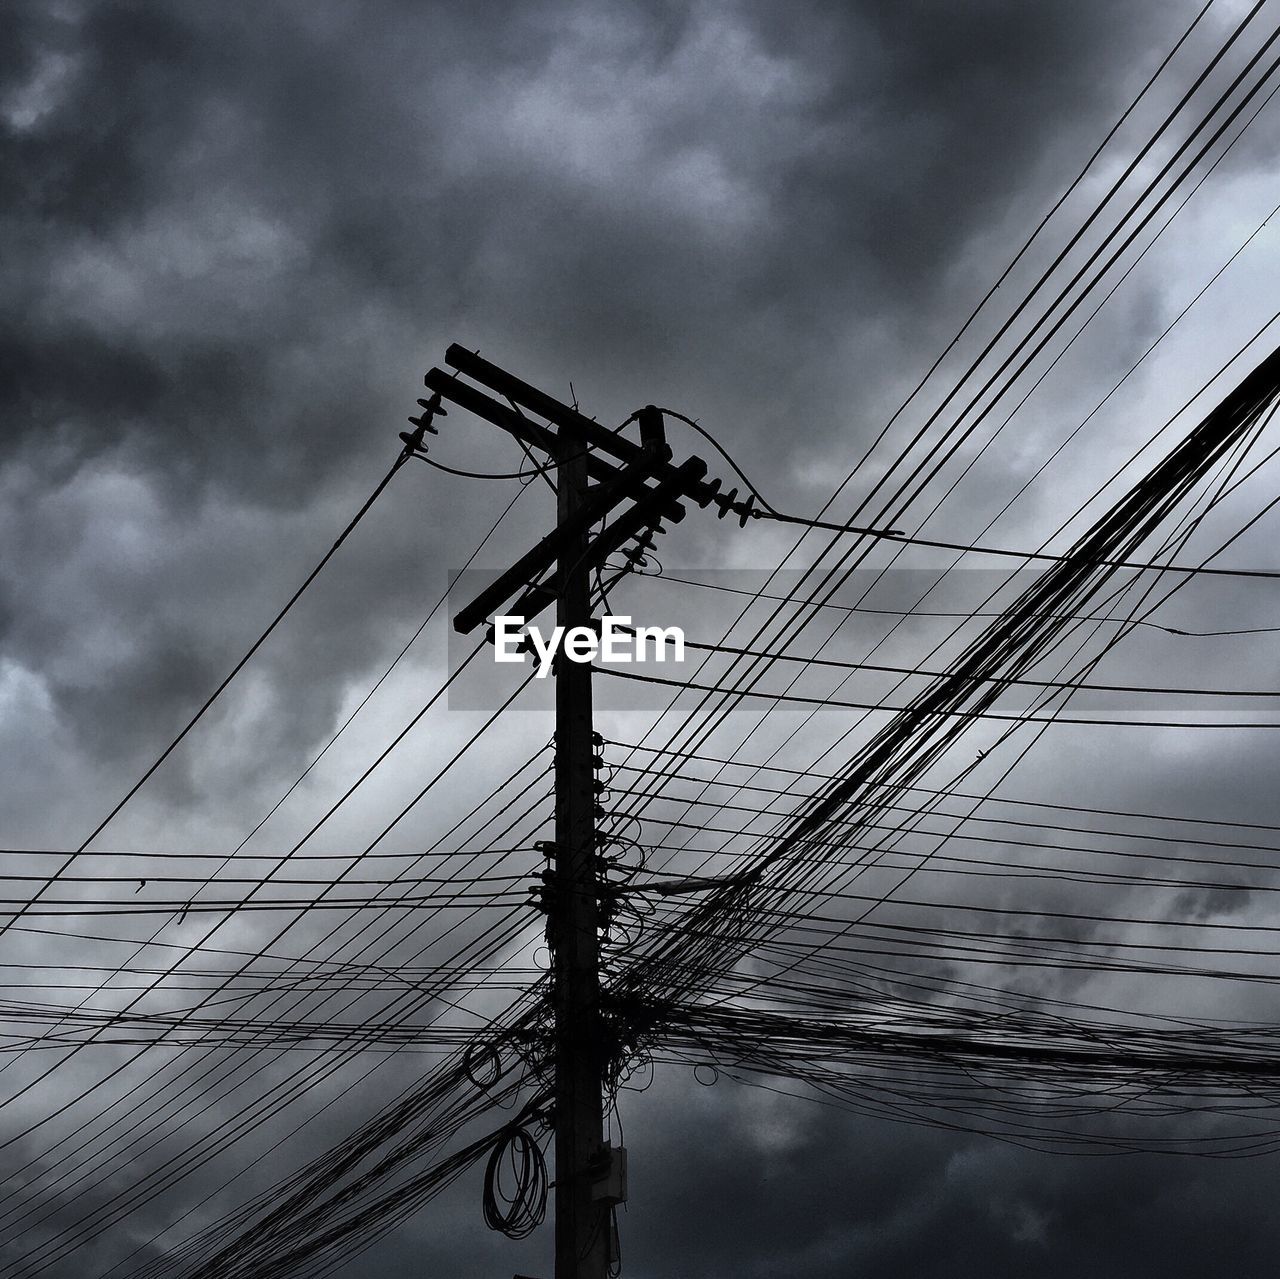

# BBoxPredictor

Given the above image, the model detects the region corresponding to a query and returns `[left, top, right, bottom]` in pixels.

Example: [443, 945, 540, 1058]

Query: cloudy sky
[8, 1, 1280, 1276]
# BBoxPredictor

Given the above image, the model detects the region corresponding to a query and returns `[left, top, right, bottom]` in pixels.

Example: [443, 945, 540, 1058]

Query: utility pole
[420, 345, 749, 1277]
[551, 424, 609, 1279]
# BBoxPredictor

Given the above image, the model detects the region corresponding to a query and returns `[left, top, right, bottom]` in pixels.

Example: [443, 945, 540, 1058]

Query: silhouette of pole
[552, 424, 609, 1279]
[435, 347, 720, 1272]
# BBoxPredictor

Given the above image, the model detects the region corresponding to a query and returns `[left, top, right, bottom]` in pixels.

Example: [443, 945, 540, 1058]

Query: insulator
[418, 382, 450, 415]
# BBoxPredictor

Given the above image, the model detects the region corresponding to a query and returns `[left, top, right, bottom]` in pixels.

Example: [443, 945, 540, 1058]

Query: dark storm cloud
[10, 2, 1280, 1278]
[4, 0, 1162, 486]
[489, 1069, 1280, 1279]
[0, 0, 1184, 782]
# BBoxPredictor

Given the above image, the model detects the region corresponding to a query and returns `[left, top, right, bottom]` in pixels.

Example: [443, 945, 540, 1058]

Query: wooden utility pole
[551, 425, 609, 1279]
[430, 343, 736, 1275]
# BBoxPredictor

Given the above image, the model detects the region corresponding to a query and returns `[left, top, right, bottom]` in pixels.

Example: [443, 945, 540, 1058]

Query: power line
[632, 627, 1280, 698]
[600, 665, 1280, 728]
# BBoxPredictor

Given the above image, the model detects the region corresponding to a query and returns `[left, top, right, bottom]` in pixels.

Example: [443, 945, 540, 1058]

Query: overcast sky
[9, 1, 1280, 1276]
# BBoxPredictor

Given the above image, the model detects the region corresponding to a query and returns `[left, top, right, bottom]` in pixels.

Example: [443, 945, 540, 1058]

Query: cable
[656, 571, 1280, 638]
[618, 625, 1280, 699]
[599, 666, 1280, 729]
[481, 1121, 548, 1239]
[755, 507, 1280, 579]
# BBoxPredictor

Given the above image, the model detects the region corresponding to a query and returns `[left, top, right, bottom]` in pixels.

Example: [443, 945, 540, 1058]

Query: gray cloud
[10, 1, 1280, 1276]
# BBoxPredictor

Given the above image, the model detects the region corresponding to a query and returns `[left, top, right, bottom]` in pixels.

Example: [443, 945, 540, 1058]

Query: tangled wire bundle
[481, 1123, 547, 1240]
